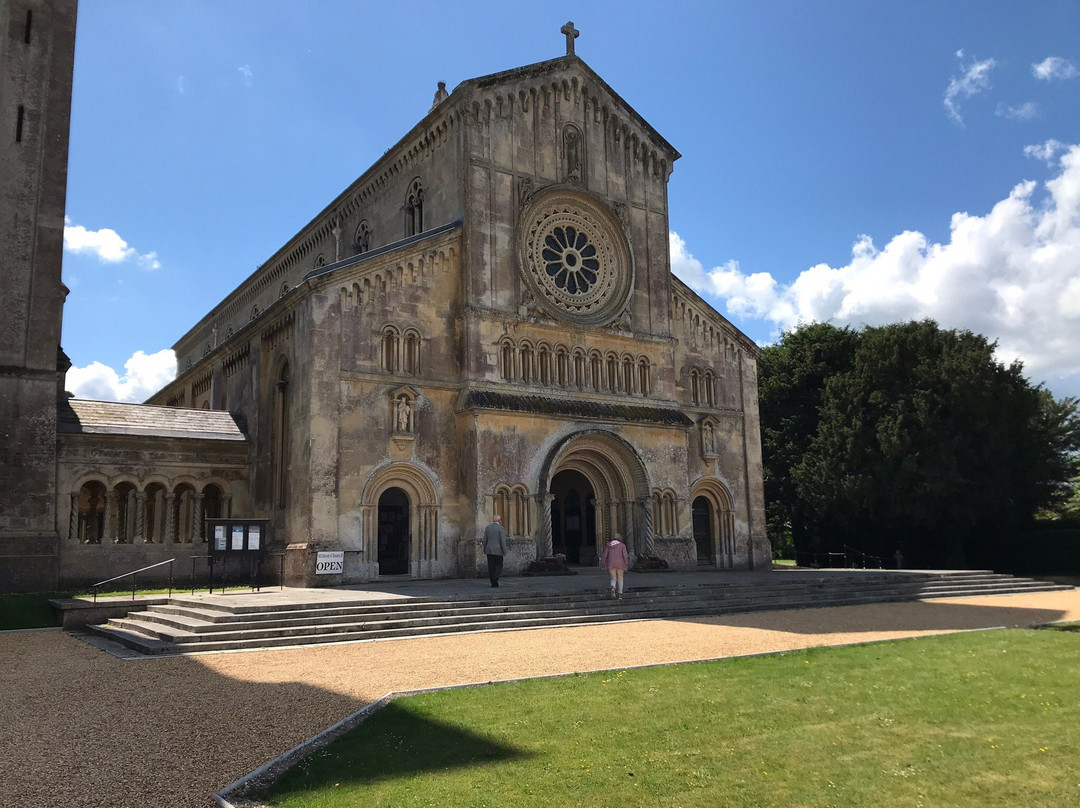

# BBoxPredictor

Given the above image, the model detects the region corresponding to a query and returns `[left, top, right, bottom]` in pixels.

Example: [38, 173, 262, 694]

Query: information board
[205, 519, 270, 556]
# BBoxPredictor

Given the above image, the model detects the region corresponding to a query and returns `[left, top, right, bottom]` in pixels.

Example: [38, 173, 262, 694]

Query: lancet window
[404, 178, 424, 237]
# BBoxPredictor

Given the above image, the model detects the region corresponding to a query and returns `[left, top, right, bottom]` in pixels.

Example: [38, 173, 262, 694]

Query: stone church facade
[0, 8, 769, 591]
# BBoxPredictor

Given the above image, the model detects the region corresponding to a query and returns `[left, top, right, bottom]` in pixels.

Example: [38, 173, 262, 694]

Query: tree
[758, 323, 859, 553]
[760, 320, 1080, 569]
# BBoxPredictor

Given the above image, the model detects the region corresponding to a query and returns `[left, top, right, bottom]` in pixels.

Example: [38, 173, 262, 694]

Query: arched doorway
[378, 487, 410, 575]
[692, 496, 714, 565]
[550, 470, 597, 565]
[690, 479, 736, 568]
[539, 430, 651, 562]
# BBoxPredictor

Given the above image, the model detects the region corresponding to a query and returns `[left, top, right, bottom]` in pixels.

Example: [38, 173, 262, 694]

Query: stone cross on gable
[561, 21, 579, 55]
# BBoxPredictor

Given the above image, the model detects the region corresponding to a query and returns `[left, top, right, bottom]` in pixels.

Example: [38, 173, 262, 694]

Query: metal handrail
[90, 558, 175, 602]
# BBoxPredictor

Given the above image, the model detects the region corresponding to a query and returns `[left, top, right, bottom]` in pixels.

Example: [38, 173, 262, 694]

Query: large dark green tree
[760, 319, 1080, 568]
[758, 323, 859, 550]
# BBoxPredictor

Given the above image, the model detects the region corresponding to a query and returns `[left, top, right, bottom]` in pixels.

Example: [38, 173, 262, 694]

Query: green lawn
[257, 630, 1080, 808]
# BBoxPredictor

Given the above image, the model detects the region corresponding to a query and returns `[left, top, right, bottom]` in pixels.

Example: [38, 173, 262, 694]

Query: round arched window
[517, 189, 632, 326]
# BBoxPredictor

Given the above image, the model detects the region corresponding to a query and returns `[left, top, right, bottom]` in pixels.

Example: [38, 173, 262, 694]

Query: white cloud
[1024, 139, 1067, 163]
[63, 218, 161, 270]
[944, 52, 996, 125]
[995, 101, 1039, 121]
[1032, 56, 1079, 81]
[672, 143, 1080, 396]
[177, 75, 186, 94]
[238, 64, 253, 86]
[67, 349, 176, 403]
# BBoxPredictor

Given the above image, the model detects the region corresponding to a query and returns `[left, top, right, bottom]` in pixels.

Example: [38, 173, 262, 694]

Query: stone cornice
[670, 275, 761, 359]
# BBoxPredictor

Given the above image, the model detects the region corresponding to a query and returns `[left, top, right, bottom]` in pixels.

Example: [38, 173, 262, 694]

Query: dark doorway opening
[378, 487, 410, 575]
[550, 470, 597, 565]
[692, 496, 714, 565]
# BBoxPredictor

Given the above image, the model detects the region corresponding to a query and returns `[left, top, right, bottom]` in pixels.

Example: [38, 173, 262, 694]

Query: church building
[1, 9, 770, 590]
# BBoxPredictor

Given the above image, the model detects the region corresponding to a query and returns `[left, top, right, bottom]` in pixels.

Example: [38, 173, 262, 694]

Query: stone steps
[87, 570, 1071, 655]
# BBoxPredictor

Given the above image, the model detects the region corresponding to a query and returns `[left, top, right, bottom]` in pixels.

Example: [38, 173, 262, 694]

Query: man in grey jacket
[483, 514, 508, 587]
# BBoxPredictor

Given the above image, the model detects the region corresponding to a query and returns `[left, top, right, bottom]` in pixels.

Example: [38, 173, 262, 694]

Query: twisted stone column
[69, 493, 80, 543]
[164, 492, 176, 543]
[134, 492, 147, 543]
[193, 493, 205, 543]
[639, 496, 655, 558]
[102, 491, 115, 544]
[537, 493, 554, 557]
[223, 494, 232, 518]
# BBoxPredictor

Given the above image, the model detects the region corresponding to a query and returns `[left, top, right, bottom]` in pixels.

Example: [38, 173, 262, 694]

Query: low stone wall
[51, 595, 170, 630]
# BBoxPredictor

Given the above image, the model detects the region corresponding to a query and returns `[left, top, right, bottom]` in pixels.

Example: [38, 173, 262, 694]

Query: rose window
[543, 226, 600, 295]
[518, 190, 633, 325]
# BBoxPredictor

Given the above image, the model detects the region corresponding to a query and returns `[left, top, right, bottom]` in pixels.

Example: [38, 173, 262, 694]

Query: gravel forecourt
[3, 589, 1079, 808]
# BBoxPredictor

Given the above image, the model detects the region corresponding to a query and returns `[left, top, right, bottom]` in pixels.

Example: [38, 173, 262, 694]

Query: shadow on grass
[259, 699, 531, 799]
[670, 598, 1073, 635]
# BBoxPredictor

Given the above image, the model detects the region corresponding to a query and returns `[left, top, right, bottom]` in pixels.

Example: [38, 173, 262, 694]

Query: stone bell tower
[0, 0, 78, 591]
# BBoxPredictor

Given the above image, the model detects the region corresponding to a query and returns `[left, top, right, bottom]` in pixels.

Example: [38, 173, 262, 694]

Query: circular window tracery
[518, 189, 632, 325]
[543, 225, 599, 294]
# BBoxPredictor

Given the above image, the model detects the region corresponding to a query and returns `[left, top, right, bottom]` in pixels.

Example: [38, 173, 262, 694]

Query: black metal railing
[794, 547, 889, 569]
[189, 552, 286, 594]
[90, 558, 175, 602]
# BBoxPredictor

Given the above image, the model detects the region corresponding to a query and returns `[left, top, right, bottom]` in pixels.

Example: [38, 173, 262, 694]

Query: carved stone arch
[404, 177, 424, 236]
[537, 429, 652, 560]
[691, 476, 736, 568]
[389, 384, 418, 435]
[354, 219, 371, 253]
[197, 476, 232, 497]
[141, 473, 170, 490]
[562, 122, 584, 184]
[359, 461, 441, 577]
[169, 474, 201, 493]
[700, 415, 719, 457]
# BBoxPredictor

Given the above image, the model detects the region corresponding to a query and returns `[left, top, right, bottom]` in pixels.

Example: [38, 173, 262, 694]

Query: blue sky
[61, 1, 1080, 402]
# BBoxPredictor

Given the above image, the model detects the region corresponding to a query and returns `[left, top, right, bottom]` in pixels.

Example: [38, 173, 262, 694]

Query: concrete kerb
[210, 624, 1023, 807]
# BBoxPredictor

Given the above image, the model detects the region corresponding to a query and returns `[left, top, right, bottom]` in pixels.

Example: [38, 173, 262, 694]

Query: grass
[256, 630, 1080, 808]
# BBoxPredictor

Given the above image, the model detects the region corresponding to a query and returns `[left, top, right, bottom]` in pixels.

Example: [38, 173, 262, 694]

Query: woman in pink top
[601, 534, 629, 599]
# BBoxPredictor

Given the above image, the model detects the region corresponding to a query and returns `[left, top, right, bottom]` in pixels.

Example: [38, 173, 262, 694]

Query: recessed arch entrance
[359, 462, 440, 578]
[538, 430, 652, 562]
[550, 470, 596, 564]
[377, 487, 410, 575]
[691, 478, 736, 568]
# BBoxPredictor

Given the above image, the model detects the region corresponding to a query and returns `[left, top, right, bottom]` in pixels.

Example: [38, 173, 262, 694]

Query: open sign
[315, 551, 344, 574]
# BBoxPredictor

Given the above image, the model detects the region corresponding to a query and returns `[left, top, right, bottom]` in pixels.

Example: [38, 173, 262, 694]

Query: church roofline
[302, 220, 462, 283]
[669, 274, 763, 359]
[167, 44, 679, 359]
[58, 399, 249, 442]
[456, 54, 681, 162]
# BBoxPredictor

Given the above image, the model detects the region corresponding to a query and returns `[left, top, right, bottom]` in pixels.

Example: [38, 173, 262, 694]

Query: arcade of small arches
[381, 325, 422, 375]
[498, 338, 652, 395]
[70, 477, 235, 546]
[688, 366, 719, 407]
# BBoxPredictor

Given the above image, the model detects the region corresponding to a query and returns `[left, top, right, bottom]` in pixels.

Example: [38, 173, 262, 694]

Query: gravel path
[3, 589, 1078, 808]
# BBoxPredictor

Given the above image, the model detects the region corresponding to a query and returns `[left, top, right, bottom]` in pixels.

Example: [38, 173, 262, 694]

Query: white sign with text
[315, 551, 345, 575]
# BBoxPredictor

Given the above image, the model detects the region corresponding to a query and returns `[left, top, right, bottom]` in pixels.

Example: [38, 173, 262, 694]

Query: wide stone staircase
[84, 569, 1072, 656]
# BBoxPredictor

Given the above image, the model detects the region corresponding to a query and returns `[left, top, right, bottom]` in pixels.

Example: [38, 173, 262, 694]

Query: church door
[692, 496, 714, 565]
[550, 470, 597, 565]
[378, 487, 410, 575]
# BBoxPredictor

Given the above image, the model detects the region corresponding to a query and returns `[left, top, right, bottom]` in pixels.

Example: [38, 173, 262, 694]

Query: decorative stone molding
[517, 187, 633, 326]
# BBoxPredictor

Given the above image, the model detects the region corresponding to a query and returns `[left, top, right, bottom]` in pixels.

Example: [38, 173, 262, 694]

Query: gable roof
[456, 54, 681, 162]
[58, 399, 248, 442]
